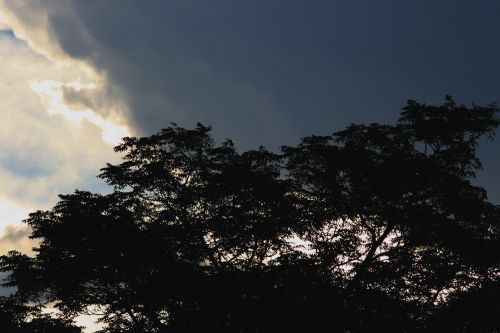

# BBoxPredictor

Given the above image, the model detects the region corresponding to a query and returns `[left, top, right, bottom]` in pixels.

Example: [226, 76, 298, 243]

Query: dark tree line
[1, 97, 499, 332]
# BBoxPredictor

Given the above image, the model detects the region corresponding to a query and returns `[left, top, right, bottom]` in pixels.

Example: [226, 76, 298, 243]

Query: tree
[1, 97, 499, 332]
[0, 296, 81, 332]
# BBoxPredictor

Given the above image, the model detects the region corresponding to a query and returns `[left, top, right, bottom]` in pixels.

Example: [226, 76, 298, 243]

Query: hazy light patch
[0, 9, 130, 332]
[0, 197, 30, 234]
[29, 80, 129, 145]
[0, 25, 124, 261]
[0, 224, 35, 256]
[75, 313, 104, 333]
[0, 10, 10, 30]
[38, 304, 104, 333]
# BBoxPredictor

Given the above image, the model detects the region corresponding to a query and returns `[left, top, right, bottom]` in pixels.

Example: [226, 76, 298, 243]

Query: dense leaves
[1, 98, 499, 332]
[0, 296, 81, 332]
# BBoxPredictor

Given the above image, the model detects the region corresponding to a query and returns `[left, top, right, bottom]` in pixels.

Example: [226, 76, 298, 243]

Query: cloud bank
[0, 31, 128, 261]
[2, 0, 500, 150]
[0, 33, 125, 208]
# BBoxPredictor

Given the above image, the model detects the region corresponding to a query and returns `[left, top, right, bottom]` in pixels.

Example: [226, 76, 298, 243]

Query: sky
[0, 0, 499, 331]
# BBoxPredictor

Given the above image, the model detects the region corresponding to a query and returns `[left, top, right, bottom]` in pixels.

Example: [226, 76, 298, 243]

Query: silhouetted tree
[1, 97, 499, 332]
[0, 296, 81, 332]
[428, 280, 500, 332]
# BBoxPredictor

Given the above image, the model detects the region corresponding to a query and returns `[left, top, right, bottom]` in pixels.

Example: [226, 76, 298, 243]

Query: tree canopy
[1, 97, 500, 332]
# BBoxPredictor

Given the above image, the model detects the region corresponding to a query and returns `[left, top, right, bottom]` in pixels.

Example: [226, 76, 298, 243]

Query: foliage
[0, 296, 81, 332]
[1, 97, 499, 332]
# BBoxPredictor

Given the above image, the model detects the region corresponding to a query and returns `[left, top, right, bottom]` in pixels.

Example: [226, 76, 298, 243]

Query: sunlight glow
[0, 11, 10, 30]
[0, 196, 30, 234]
[29, 79, 130, 145]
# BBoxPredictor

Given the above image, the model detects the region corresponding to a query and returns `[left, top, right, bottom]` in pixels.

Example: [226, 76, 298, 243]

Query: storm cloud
[1, 0, 500, 197]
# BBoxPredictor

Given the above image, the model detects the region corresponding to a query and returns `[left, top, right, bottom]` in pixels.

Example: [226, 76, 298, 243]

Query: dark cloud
[46, 1, 500, 144]
[4, 0, 500, 199]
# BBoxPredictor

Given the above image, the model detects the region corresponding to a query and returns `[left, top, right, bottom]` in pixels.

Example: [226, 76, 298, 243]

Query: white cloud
[0, 10, 10, 30]
[0, 34, 125, 206]
[0, 11, 130, 332]
[0, 27, 126, 333]
[29, 79, 129, 145]
[0, 0, 82, 67]
[0, 224, 35, 256]
[0, 30, 129, 269]
[0, 197, 30, 235]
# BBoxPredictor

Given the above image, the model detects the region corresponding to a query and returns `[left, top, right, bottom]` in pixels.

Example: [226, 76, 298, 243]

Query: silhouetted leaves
[0, 296, 81, 332]
[1, 97, 499, 332]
